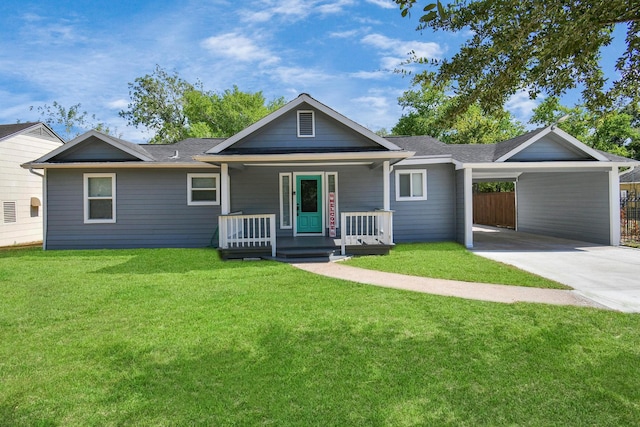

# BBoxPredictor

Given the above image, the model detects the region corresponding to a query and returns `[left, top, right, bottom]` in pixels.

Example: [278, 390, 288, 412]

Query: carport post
[609, 167, 621, 246]
[464, 168, 473, 248]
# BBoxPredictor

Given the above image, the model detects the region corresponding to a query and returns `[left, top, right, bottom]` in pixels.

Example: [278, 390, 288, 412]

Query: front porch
[218, 211, 394, 260]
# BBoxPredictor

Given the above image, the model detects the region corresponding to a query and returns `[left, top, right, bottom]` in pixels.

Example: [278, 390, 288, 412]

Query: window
[3, 201, 16, 224]
[279, 173, 292, 229]
[84, 173, 116, 223]
[188, 173, 220, 206]
[297, 110, 315, 137]
[395, 169, 427, 201]
[326, 172, 338, 229]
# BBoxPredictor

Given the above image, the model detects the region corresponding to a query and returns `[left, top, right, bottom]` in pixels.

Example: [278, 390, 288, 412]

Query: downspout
[28, 168, 47, 250]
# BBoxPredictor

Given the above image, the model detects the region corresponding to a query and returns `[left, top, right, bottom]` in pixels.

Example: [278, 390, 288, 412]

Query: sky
[0, 0, 628, 143]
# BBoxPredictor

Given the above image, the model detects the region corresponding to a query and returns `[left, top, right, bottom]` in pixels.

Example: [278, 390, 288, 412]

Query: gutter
[27, 168, 47, 250]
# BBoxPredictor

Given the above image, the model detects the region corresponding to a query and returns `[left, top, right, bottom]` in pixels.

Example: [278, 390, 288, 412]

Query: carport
[452, 126, 638, 248]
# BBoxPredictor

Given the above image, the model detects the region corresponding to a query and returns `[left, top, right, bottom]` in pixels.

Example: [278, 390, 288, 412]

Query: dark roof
[492, 127, 547, 160]
[621, 167, 640, 183]
[386, 129, 637, 164]
[0, 122, 40, 140]
[139, 138, 226, 163]
[385, 135, 499, 162]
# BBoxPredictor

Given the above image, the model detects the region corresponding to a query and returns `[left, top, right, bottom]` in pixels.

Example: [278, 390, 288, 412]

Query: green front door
[296, 175, 323, 233]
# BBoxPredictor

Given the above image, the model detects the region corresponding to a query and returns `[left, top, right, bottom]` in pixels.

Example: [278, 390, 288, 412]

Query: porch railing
[219, 214, 276, 257]
[340, 210, 393, 255]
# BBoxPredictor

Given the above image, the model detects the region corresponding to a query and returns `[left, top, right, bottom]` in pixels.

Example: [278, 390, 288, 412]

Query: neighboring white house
[0, 123, 64, 247]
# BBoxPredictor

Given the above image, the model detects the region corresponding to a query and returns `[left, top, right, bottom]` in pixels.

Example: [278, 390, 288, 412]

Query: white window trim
[325, 172, 338, 228]
[297, 110, 315, 138]
[279, 172, 293, 229]
[84, 173, 116, 224]
[187, 173, 220, 206]
[395, 169, 427, 201]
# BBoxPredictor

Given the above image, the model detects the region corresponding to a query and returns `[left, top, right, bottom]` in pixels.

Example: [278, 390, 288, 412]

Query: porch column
[221, 163, 230, 215]
[383, 161, 390, 210]
[609, 167, 621, 245]
[464, 167, 473, 248]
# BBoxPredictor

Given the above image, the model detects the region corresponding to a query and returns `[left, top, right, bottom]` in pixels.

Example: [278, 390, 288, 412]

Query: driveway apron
[472, 226, 640, 313]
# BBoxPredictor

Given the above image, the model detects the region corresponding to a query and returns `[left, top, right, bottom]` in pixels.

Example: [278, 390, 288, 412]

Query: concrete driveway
[472, 226, 640, 313]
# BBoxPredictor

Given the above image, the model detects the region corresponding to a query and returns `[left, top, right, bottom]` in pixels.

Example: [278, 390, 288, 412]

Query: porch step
[275, 247, 338, 259]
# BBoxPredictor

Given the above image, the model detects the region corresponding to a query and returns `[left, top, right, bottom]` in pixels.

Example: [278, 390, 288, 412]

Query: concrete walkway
[292, 262, 602, 309]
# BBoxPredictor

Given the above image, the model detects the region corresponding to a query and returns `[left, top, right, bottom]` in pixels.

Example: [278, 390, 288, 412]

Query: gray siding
[46, 168, 220, 249]
[517, 171, 611, 244]
[391, 164, 457, 242]
[232, 105, 381, 152]
[455, 169, 466, 245]
[230, 165, 384, 238]
[508, 136, 592, 161]
[55, 136, 139, 161]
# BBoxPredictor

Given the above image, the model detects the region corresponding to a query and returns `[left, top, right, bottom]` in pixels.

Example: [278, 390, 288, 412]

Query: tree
[119, 65, 194, 144]
[392, 76, 524, 144]
[530, 97, 640, 159]
[30, 101, 113, 141]
[183, 86, 285, 138]
[120, 66, 285, 143]
[395, 0, 640, 119]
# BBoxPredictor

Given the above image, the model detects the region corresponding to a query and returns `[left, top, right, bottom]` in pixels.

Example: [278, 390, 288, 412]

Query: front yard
[1, 247, 639, 426]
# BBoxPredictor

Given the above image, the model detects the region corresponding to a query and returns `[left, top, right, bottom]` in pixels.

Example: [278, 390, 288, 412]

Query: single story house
[1, 122, 64, 247]
[23, 94, 638, 257]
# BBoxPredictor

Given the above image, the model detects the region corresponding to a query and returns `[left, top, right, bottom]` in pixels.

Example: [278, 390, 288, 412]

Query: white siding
[0, 133, 63, 246]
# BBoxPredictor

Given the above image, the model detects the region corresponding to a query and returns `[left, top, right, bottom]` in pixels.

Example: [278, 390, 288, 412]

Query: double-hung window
[395, 169, 427, 201]
[84, 173, 116, 223]
[188, 173, 220, 205]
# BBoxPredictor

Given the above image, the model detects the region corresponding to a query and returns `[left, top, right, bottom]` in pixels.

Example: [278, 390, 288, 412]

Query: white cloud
[350, 70, 388, 79]
[106, 99, 129, 110]
[362, 33, 443, 60]
[241, 0, 356, 23]
[270, 66, 333, 86]
[364, 0, 395, 9]
[329, 29, 360, 39]
[506, 90, 540, 123]
[201, 33, 280, 65]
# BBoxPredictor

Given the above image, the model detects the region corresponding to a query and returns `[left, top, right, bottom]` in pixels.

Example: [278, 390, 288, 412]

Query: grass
[346, 242, 569, 289]
[1, 248, 639, 426]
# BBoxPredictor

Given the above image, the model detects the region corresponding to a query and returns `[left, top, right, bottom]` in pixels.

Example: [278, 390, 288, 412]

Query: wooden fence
[473, 192, 516, 229]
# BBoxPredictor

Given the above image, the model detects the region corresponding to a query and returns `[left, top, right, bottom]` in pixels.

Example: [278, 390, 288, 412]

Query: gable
[223, 104, 384, 154]
[506, 134, 595, 162]
[207, 94, 402, 154]
[50, 136, 142, 162]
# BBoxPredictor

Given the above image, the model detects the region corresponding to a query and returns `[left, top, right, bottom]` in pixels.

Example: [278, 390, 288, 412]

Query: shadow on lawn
[89, 318, 639, 426]
[91, 248, 278, 275]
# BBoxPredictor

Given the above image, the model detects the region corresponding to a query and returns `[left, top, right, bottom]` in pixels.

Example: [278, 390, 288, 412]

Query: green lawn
[346, 242, 568, 289]
[1, 248, 639, 426]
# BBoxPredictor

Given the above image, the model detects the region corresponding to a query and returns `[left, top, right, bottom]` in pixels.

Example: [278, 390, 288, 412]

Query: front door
[296, 175, 323, 233]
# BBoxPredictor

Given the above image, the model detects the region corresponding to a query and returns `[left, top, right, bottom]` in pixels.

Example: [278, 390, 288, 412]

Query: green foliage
[530, 97, 640, 159]
[392, 75, 524, 144]
[2, 248, 639, 425]
[119, 65, 194, 144]
[119, 66, 285, 144]
[395, 0, 640, 119]
[183, 86, 285, 138]
[29, 101, 114, 141]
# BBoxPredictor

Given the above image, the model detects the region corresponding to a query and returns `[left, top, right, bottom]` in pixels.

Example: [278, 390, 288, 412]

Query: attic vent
[3, 201, 16, 223]
[297, 110, 315, 137]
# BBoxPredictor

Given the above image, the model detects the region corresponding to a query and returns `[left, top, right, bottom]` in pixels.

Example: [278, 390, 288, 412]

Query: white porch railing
[340, 210, 393, 255]
[219, 214, 276, 257]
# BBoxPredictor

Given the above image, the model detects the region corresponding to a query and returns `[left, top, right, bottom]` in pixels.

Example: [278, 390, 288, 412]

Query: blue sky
[0, 0, 627, 143]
